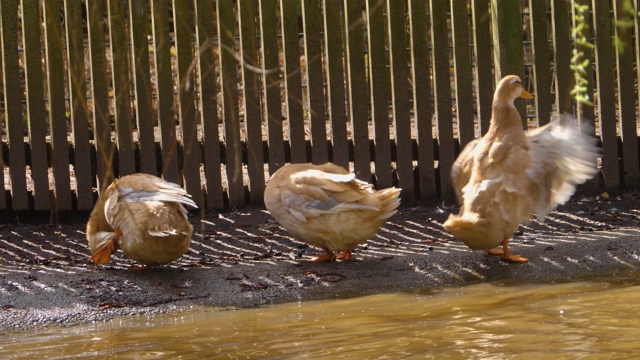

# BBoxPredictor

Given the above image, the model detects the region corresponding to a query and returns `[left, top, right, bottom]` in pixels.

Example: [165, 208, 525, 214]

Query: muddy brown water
[1, 271, 639, 359]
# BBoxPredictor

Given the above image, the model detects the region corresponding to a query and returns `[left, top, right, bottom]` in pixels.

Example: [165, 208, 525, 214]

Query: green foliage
[570, 1, 593, 106]
[570, 0, 638, 106]
[613, 0, 636, 54]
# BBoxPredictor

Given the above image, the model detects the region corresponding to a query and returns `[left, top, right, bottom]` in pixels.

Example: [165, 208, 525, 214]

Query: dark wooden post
[491, 0, 527, 126]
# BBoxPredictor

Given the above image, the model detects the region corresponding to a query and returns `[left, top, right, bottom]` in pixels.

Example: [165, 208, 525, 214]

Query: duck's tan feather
[264, 163, 401, 254]
[444, 75, 599, 251]
[86, 174, 196, 266]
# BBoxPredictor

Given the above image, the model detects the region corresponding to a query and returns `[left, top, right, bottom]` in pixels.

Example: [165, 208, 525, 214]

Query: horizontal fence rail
[0, 0, 638, 214]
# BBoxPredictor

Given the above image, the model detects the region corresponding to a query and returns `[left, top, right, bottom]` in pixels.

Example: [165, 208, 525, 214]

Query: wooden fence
[0, 0, 638, 213]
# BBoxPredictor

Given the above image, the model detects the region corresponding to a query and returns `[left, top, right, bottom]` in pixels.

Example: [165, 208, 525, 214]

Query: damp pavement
[1, 193, 639, 331]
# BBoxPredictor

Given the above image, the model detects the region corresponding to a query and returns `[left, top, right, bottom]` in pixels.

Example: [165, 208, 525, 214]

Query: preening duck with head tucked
[444, 75, 599, 262]
[264, 163, 401, 262]
[87, 173, 197, 268]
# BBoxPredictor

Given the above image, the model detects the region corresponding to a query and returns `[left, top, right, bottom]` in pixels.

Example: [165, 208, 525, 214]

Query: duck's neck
[489, 101, 522, 129]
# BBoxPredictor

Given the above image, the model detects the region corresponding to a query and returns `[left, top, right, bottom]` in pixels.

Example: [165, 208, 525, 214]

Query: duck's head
[493, 75, 533, 107]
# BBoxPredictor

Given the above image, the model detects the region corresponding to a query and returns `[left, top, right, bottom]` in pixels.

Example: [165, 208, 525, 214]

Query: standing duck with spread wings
[444, 75, 599, 262]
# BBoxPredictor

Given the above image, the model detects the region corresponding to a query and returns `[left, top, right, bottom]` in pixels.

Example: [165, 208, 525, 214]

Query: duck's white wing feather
[281, 169, 379, 222]
[526, 114, 599, 219]
[117, 177, 197, 208]
[103, 174, 197, 227]
[451, 138, 480, 204]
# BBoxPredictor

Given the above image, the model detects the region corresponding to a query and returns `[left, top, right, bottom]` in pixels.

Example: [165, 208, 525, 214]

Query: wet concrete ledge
[1, 194, 639, 331]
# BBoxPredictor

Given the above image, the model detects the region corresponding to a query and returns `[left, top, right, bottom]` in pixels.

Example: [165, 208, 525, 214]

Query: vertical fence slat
[387, 0, 414, 199]
[490, 0, 525, 80]
[366, 0, 392, 189]
[1, 0, 27, 210]
[592, 0, 620, 192]
[613, 0, 639, 188]
[259, 0, 285, 174]
[151, 0, 180, 184]
[571, 0, 594, 128]
[281, 0, 307, 164]
[344, 0, 371, 181]
[64, 0, 93, 211]
[430, 0, 455, 202]
[409, 0, 436, 202]
[129, 0, 158, 176]
[302, 0, 328, 165]
[239, 0, 265, 205]
[573, 0, 598, 191]
[0, 86, 3, 209]
[551, 0, 573, 113]
[471, 0, 493, 134]
[108, 0, 136, 177]
[87, 0, 114, 191]
[173, 0, 202, 207]
[21, 1, 50, 210]
[196, 0, 224, 209]
[108, 0, 136, 176]
[491, 0, 526, 125]
[323, 0, 349, 169]
[44, 0, 72, 211]
[529, 0, 552, 126]
[217, 0, 244, 207]
[451, 0, 474, 148]
[636, 0, 640, 174]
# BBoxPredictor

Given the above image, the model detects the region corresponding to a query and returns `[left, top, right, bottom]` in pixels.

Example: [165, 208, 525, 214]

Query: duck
[86, 173, 197, 268]
[443, 75, 599, 262]
[264, 163, 401, 262]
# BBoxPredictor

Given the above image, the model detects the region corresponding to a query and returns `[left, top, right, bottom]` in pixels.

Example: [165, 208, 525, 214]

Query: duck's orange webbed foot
[336, 249, 352, 261]
[485, 248, 503, 256]
[502, 254, 528, 263]
[487, 238, 529, 263]
[310, 250, 335, 263]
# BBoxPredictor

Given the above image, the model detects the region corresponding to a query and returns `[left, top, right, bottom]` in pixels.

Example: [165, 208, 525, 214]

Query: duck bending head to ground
[87, 173, 197, 268]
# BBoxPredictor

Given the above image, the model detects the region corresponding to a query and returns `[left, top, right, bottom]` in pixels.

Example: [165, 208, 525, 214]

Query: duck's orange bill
[520, 88, 534, 99]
